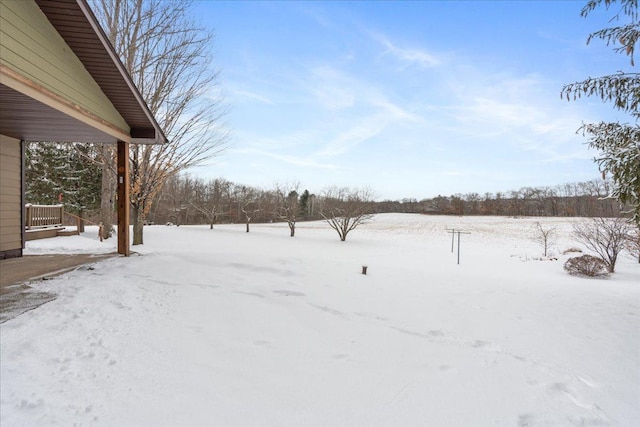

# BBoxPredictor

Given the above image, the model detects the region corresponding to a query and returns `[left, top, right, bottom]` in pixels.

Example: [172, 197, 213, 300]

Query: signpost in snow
[446, 229, 471, 265]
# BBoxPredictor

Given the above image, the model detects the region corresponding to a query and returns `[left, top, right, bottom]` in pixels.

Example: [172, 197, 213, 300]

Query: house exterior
[0, 0, 165, 259]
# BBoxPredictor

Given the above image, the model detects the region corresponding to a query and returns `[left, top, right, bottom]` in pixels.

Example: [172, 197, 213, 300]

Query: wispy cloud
[436, 71, 594, 162]
[372, 33, 441, 69]
[233, 89, 274, 105]
[308, 66, 356, 110]
[304, 65, 427, 158]
[236, 147, 339, 170]
[314, 116, 387, 158]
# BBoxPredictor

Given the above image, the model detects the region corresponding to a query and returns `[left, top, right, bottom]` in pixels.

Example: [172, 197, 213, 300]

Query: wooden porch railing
[25, 204, 64, 230]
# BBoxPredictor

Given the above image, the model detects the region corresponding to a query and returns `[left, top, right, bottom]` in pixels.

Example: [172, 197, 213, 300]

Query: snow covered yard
[1, 214, 638, 426]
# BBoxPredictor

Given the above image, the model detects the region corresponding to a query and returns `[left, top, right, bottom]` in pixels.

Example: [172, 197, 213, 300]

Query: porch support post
[117, 140, 130, 256]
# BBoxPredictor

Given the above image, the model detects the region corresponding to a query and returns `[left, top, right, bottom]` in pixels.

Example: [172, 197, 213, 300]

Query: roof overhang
[0, 0, 166, 145]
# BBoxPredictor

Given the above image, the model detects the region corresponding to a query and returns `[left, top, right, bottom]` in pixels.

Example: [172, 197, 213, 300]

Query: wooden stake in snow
[446, 229, 471, 265]
[362, 265, 368, 275]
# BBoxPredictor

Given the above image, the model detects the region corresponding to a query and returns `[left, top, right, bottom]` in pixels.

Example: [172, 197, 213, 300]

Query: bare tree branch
[92, 0, 229, 245]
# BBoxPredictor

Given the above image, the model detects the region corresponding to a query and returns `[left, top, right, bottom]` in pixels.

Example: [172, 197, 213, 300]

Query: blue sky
[191, 0, 629, 200]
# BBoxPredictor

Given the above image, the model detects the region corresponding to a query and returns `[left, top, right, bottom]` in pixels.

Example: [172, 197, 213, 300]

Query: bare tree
[237, 185, 263, 233]
[274, 183, 300, 237]
[319, 187, 375, 241]
[92, 0, 228, 245]
[573, 217, 632, 273]
[532, 221, 556, 257]
[98, 145, 116, 238]
[156, 174, 197, 225]
[190, 178, 229, 229]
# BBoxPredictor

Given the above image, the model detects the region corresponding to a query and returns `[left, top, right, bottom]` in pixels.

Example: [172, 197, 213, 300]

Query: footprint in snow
[309, 303, 343, 316]
[354, 312, 388, 322]
[517, 413, 535, 427]
[234, 291, 264, 298]
[273, 290, 305, 297]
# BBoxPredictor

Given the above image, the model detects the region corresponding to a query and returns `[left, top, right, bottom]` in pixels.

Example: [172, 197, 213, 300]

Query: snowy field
[1, 213, 639, 426]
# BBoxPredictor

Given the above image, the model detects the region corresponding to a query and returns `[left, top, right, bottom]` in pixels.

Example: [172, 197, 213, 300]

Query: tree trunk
[78, 209, 85, 233]
[100, 145, 115, 239]
[132, 203, 144, 245]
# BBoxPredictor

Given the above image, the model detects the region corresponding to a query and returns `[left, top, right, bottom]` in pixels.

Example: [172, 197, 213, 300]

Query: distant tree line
[144, 175, 625, 226]
[148, 177, 329, 227]
[374, 179, 625, 218]
[147, 176, 374, 241]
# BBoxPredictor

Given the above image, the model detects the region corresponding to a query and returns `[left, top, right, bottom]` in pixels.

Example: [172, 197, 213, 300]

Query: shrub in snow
[573, 217, 631, 273]
[563, 255, 608, 277]
[562, 247, 583, 255]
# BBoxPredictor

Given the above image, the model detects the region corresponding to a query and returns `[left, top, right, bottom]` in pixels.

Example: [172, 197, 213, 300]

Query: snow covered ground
[1, 214, 639, 426]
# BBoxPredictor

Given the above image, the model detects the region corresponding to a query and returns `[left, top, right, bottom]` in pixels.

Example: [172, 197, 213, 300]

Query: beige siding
[0, 0, 129, 133]
[0, 134, 22, 253]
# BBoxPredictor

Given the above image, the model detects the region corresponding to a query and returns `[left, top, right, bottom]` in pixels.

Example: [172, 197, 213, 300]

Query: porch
[24, 204, 82, 241]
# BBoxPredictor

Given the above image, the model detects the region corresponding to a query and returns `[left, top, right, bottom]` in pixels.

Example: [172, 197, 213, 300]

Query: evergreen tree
[63, 144, 102, 223]
[299, 189, 311, 219]
[562, 0, 640, 225]
[25, 142, 67, 205]
[25, 143, 102, 223]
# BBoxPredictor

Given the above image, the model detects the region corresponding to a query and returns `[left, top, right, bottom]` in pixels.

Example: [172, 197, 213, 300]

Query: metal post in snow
[446, 228, 456, 253]
[456, 231, 471, 265]
[447, 228, 470, 265]
[451, 229, 455, 253]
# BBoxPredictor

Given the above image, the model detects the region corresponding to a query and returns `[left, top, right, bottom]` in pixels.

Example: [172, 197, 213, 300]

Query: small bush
[573, 218, 630, 273]
[562, 247, 582, 255]
[563, 255, 608, 277]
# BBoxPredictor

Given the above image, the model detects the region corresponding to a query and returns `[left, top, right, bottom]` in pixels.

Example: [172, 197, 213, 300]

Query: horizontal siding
[0, 134, 22, 253]
[0, 230, 22, 251]
[0, 171, 20, 187]
[0, 0, 129, 133]
[1, 240, 22, 252]
[0, 217, 20, 228]
[0, 159, 20, 175]
[0, 137, 20, 157]
[0, 193, 21, 205]
[0, 182, 21, 196]
[0, 210, 21, 221]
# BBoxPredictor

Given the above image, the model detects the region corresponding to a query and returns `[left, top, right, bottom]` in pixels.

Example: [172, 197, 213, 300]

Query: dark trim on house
[20, 140, 25, 252]
[0, 248, 23, 260]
